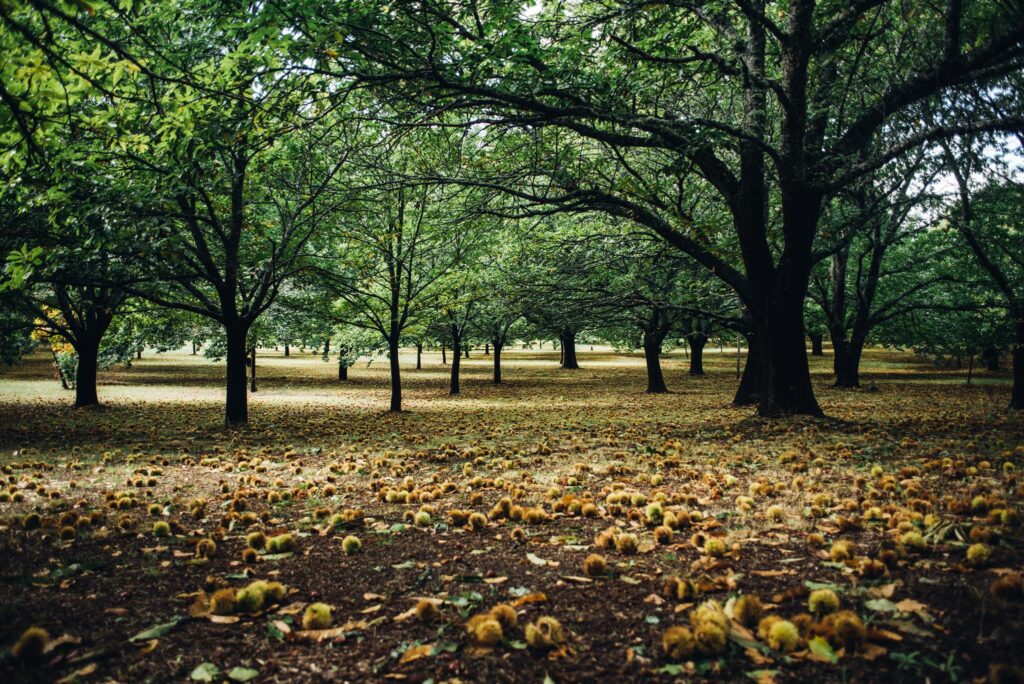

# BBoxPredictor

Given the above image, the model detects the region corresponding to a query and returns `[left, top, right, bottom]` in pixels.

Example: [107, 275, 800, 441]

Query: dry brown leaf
[511, 592, 548, 607]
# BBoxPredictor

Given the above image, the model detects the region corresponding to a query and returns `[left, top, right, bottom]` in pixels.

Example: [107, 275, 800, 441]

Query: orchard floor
[0, 346, 1021, 683]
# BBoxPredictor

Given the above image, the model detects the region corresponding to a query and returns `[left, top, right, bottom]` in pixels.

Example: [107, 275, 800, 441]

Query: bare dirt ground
[0, 346, 1021, 683]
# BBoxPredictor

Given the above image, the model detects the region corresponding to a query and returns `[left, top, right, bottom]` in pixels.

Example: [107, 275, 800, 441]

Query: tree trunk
[982, 345, 1000, 372]
[339, 361, 348, 381]
[441, 343, 447, 365]
[388, 336, 402, 412]
[758, 289, 822, 416]
[224, 321, 249, 426]
[192, 342, 198, 355]
[687, 333, 707, 376]
[284, 343, 290, 357]
[560, 327, 579, 369]
[249, 346, 257, 393]
[492, 339, 503, 384]
[834, 337, 864, 389]
[463, 346, 469, 359]
[485, 343, 489, 355]
[136, 349, 142, 360]
[809, 333, 824, 356]
[323, 338, 330, 357]
[74, 340, 100, 407]
[450, 330, 462, 395]
[733, 334, 762, 406]
[416, 342, 422, 369]
[1011, 312, 1023, 410]
[643, 335, 668, 394]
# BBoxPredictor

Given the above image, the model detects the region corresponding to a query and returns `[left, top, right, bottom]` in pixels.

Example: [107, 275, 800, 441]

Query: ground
[0, 346, 1021, 683]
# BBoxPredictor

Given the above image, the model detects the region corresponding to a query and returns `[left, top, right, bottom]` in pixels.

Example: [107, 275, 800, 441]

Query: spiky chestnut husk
[210, 588, 237, 615]
[614, 532, 638, 554]
[267, 532, 295, 553]
[242, 548, 258, 564]
[703, 537, 726, 557]
[653, 526, 673, 545]
[583, 553, 607, 577]
[661, 625, 695, 660]
[808, 588, 840, 616]
[152, 521, 171, 537]
[733, 594, 764, 627]
[824, 610, 866, 650]
[967, 542, 991, 566]
[900, 530, 926, 550]
[245, 531, 265, 550]
[489, 604, 518, 630]
[767, 620, 800, 652]
[414, 599, 440, 623]
[264, 581, 287, 603]
[235, 581, 269, 613]
[467, 512, 488, 530]
[11, 626, 49, 660]
[341, 535, 361, 554]
[524, 616, 565, 651]
[466, 614, 503, 646]
[991, 572, 1024, 601]
[829, 540, 854, 561]
[302, 603, 332, 630]
[22, 513, 41, 530]
[195, 539, 216, 558]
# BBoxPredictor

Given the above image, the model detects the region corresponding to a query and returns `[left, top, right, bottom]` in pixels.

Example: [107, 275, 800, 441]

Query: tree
[294, 0, 1024, 416]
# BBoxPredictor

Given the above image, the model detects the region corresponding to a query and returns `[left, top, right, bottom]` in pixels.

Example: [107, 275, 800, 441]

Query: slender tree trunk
[284, 343, 290, 357]
[733, 334, 762, 406]
[388, 335, 402, 412]
[136, 349, 142, 360]
[492, 339, 503, 384]
[450, 330, 462, 395]
[687, 333, 707, 376]
[485, 343, 489, 355]
[809, 333, 824, 356]
[463, 346, 469, 359]
[1012, 314, 1023, 410]
[441, 343, 447, 365]
[323, 338, 330, 357]
[339, 361, 348, 381]
[643, 334, 668, 394]
[249, 346, 257, 392]
[967, 354, 975, 385]
[74, 339, 100, 407]
[192, 342, 198, 355]
[224, 321, 249, 426]
[560, 327, 579, 369]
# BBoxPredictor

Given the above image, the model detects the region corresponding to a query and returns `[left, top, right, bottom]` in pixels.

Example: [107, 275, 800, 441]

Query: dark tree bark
[734, 334, 763, 406]
[284, 343, 290, 357]
[450, 327, 462, 395]
[833, 332, 865, 388]
[560, 327, 579, 369]
[339, 360, 348, 381]
[192, 342, 198, 355]
[643, 337, 668, 393]
[323, 338, 330, 357]
[485, 343, 489, 355]
[492, 339, 503, 384]
[136, 349, 142, 360]
[463, 346, 469, 359]
[809, 333, 824, 356]
[249, 345, 257, 392]
[388, 335, 402, 412]
[441, 342, 447, 365]
[74, 338, 100, 407]
[416, 341, 423, 369]
[224, 321, 249, 426]
[982, 346, 1001, 372]
[687, 333, 707, 376]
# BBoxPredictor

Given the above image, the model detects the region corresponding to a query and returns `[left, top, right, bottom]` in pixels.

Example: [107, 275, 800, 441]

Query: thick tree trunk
[249, 346, 257, 393]
[450, 331, 462, 395]
[560, 327, 579, 369]
[492, 340, 503, 384]
[74, 340, 100, 407]
[416, 342, 422, 370]
[687, 333, 707, 376]
[809, 333, 824, 356]
[733, 334, 762, 406]
[643, 335, 668, 394]
[758, 288, 822, 416]
[1012, 315, 1023, 410]
[834, 337, 864, 389]
[388, 336, 402, 412]
[224, 322, 249, 426]
[339, 361, 348, 381]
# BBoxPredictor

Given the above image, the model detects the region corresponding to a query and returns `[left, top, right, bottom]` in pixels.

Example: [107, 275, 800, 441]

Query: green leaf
[807, 637, 838, 663]
[228, 666, 260, 682]
[190, 663, 220, 682]
[864, 598, 898, 612]
[128, 616, 186, 642]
